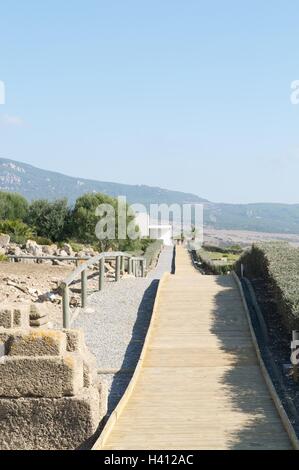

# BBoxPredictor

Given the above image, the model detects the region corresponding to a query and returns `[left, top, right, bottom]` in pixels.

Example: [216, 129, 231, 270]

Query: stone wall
[0, 305, 107, 450]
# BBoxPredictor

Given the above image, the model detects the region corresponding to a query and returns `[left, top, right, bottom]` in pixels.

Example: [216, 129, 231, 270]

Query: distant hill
[204, 202, 299, 234]
[1, 157, 299, 234]
[0, 158, 206, 206]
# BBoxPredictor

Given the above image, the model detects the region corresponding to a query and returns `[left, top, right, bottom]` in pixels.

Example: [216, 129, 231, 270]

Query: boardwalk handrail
[60, 251, 146, 328]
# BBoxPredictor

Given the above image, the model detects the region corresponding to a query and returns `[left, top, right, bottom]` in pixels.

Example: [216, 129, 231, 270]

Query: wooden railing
[8, 255, 89, 266]
[60, 252, 146, 328]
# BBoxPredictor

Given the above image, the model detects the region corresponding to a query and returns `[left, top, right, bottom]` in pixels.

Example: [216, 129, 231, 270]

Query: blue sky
[0, 1, 299, 204]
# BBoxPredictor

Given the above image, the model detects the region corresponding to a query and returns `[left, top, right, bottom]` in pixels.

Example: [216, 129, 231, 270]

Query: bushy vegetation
[71, 193, 139, 252]
[0, 191, 28, 220]
[202, 244, 243, 255]
[235, 242, 299, 333]
[196, 246, 241, 274]
[0, 220, 33, 244]
[26, 198, 70, 242]
[143, 240, 164, 268]
[0, 190, 159, 256]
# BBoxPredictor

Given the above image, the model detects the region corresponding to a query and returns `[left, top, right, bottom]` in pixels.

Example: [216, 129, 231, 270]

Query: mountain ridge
[0, 157, 207, 206]
[1, 157, 299, 234]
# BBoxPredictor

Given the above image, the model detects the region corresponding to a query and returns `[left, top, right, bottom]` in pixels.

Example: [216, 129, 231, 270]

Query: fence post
[99, 258, 104, 291]
[141, 259, 146, 277]
[120, 255, 124, 274]
[128, 257, 132, 275]
[81, 269, 87, 308]
[63, 285, 70, 328]
[115, 256, 120, 281]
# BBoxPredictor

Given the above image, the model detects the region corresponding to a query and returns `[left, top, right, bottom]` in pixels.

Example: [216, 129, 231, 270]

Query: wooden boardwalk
[94, 247, 292, 450]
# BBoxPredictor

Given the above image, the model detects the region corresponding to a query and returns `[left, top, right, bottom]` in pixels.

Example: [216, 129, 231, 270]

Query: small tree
[26, 199, 69, 242]
[70, 193, 139, 251]
[0, 191, 29, 220]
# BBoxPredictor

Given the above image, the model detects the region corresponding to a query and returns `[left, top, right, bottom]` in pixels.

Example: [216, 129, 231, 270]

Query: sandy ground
[0, 262, 74, 327]
[204, 228, 299, 247]
[0, 261, 127, 328]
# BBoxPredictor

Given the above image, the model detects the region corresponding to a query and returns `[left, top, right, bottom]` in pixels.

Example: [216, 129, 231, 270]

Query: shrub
[26, 199, 69, 242]
[0, 219, 34, 244]
[0, 191, 29, 220]
[196, 247, 240, 274]
[202, 244, 243, 255]
[68, 241, 84, 253]
[0, 254, 8, 262]
[235, 242, 299, 333]
[196, 249, 234, 274]
[32, 236, 53, 246]
[144, 240, 163, 268]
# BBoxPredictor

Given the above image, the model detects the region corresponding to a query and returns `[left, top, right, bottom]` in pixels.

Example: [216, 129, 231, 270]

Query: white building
[135, 212, 173, 246]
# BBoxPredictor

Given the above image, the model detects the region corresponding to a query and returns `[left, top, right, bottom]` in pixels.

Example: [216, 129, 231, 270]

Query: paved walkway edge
[232, 271, 298, 450]
[92, 272, 171, 450]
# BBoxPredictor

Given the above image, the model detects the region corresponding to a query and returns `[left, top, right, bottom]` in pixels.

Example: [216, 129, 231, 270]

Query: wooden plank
[93, 246, 292, 450]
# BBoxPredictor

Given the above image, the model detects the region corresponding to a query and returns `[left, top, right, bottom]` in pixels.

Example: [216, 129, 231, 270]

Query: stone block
[13, 307, 30, 328]
[0, 341, 5, 357]
[63, 329, 84, 352]
[29, 303, 48, 320]
[0, 354, 83, 398]
[0, 328, 30, 354]
[30, 317, 49, 327]
[82, 350, 98, 388]
[0, 386, 101, 450]
[0, 309, 13, 328]
[7, 330, 66, 357]
[0, 307, 29, 329]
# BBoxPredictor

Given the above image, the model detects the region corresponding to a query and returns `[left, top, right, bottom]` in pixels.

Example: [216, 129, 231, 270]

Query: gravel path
[73, 246, 174, 413]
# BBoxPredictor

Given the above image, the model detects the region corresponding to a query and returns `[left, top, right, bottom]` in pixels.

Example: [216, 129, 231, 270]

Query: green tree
[26, 199, 69, 242]
[0, 191, 29, 220]
[71, 193, 139, 251]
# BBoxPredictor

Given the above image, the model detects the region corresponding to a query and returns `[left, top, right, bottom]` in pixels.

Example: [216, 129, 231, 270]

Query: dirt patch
[0, 262, 74, 328]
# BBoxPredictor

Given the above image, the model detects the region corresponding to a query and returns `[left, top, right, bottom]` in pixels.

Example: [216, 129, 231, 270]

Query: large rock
[0, 354, 84, 398]
[0, 234, 10, 248]
[0, 387, 100, 450]
[25, 240, 42, 257]
[9, 246, 23, 257]
[59, 249, 68, 257]
[42, 244, 57, 256]
[63, 243, 74, 256]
